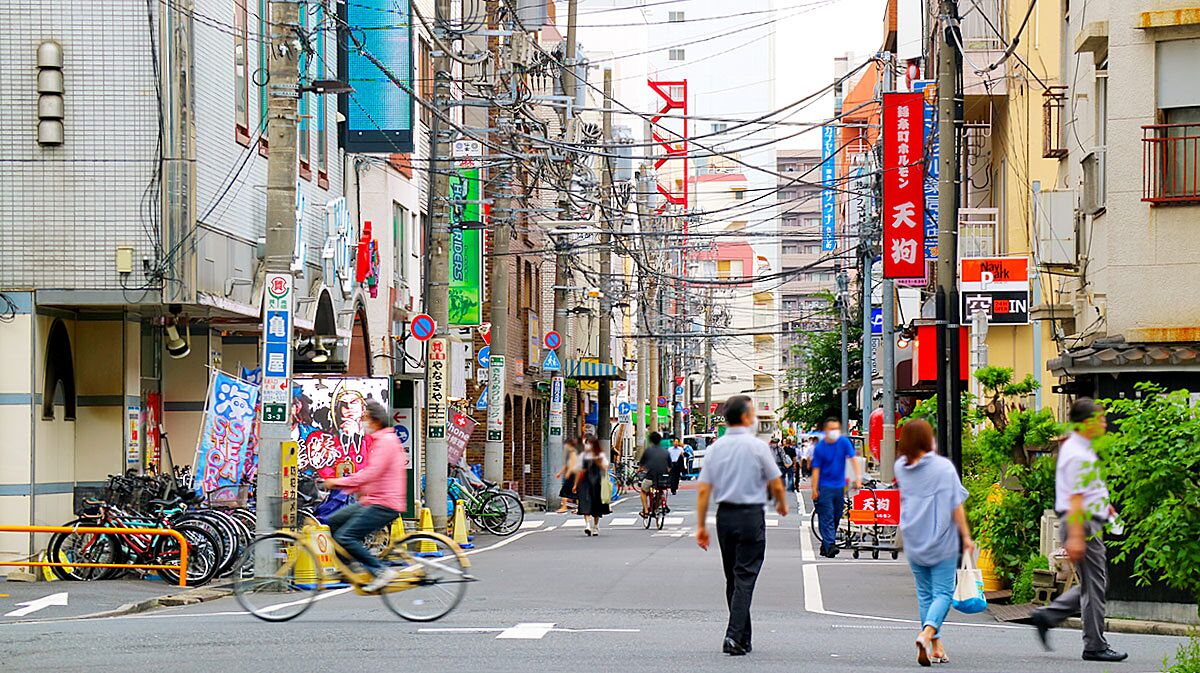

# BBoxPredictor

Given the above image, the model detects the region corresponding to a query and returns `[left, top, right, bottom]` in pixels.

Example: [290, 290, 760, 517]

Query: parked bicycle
[447, 467, 524, 536]
[234, 526, 475, 622]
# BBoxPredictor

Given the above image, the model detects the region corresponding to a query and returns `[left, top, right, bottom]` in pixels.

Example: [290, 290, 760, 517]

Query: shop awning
[566, 358, 626, 380]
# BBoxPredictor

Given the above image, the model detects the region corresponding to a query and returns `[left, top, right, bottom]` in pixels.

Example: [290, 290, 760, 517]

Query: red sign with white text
[852, 489, 900, 526]
[882, 92, 925, 279]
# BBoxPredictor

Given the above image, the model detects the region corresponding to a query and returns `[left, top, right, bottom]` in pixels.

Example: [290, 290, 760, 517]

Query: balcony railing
[1042, 86, 1069, 159]
[1143, 123, 1200, 204]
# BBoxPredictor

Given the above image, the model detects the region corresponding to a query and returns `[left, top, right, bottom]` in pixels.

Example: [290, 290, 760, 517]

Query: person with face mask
[811, 417, 863, 558]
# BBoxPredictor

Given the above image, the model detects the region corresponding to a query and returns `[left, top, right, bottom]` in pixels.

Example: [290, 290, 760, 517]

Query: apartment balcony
[1143, 123, 1200, 204]
[1042, 86, 1069, 159]
[958, 207, 999, 259]
[959, 0, 1007, 99]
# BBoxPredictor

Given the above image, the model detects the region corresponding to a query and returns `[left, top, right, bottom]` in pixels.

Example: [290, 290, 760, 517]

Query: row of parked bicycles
[47, 464, 528, 587]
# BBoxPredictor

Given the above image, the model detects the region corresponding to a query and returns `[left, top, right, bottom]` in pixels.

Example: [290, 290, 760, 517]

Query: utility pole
[936, 0, 963, 473]
[597, 69, 614, 458]
[423, 0, 454, 531]
[547, 0, 578, 487]
[837, 267, 849, 428]
[703, 287, 713, 434]
[257, 0, 300, 542]
[860, 228, 873, 439]
[880, 52, 897, 484]
[634, 167, 655, 456]
[484, 1, 515, 484]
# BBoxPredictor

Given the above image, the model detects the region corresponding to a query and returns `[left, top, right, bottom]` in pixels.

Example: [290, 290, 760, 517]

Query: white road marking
[496, 622, 557, 639]
[766, 519, 779, 527]
[518, 520, 545, 530]
[797, 492, 817, 562]
[4, 592, 68, 617]
[562, 519, 586, 528]
[609, 518, 637, 526]
[663, 516, 684, 525]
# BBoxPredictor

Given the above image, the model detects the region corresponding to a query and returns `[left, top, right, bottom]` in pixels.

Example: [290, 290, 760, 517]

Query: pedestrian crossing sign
[542, 349, 561, 371]
[476, 388, 488, 410]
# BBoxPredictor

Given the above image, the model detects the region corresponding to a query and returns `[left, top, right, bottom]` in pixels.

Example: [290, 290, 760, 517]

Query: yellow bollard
[295, 525, 337, 586]
[417, 507, 438, 554]
[452, 499, 473, 548]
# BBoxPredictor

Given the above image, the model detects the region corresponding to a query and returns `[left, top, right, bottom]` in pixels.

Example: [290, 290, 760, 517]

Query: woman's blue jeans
[909, 557, 957, 636]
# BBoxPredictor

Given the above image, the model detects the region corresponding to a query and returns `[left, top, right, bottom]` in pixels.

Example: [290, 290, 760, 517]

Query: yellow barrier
[294, 524, 337, 585]
[0, 524, 189, 587]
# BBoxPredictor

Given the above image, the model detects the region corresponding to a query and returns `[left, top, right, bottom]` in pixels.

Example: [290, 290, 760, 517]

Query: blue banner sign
[821, 125, 837, 252]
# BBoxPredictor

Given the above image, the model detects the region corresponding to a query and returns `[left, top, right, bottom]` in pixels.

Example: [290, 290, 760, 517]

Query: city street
[0, 487, 1185, 673]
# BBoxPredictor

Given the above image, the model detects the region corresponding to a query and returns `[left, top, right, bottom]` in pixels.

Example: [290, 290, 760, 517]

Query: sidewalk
[0, 576, 229, 624]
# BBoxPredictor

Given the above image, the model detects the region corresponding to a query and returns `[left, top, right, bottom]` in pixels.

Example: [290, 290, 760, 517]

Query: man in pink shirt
[323, 400, 408, 591]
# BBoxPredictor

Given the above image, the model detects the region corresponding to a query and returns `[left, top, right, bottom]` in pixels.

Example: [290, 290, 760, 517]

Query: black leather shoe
[742, 642, 752, 653]
[1029, 612, 1052, 651]
[722, 638, 747, 656]
[1082, 648, 1128, 662]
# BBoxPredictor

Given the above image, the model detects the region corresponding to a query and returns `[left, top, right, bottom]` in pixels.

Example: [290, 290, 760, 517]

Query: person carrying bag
[952, 554, 988, 614]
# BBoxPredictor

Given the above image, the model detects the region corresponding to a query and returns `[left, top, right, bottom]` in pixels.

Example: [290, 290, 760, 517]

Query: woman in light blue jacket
[895, 419, 975, 667]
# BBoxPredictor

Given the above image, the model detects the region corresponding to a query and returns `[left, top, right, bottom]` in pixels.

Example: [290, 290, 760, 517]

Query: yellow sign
[281, 440, 299, 528]
[579, 357, 599, 391]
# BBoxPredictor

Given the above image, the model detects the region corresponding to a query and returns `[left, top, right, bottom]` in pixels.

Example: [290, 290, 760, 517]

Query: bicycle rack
[0, 524, 190, 587]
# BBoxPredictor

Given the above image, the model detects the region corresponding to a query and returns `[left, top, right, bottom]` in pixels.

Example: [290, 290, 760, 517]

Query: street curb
[1064, 616, 1195, 637]
[74, 582, 234, 621]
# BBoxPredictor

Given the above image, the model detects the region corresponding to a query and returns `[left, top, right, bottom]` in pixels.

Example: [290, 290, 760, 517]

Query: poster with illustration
[194, 371, 261, 495]
[293, 377, 391, 478]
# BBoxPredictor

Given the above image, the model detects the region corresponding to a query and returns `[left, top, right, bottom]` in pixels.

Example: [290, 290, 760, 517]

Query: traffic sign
[478, 322, 492, 346]
[476, 388, 488, 410]
[410, 313, 436, 341]
[617, 401, 632, 415]
[675, 376, 684, 386]
[477, 345, 490, 368]
[674, 385, 684, 397]
[543, 330, 561, 350]
[542, 349, 561, 371]
[871, 307, 884, 334]
[674, 402, 683, 412]
[682, 407, 691, 416]
[657, 396, 667, 407]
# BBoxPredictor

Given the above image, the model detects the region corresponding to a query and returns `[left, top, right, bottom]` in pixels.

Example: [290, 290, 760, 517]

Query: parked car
[682, 433, 717, 478]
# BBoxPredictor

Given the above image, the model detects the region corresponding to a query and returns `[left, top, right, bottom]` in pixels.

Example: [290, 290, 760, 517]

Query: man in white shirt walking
[1031, 398, 1126, 663]
[695, 395, 788, 656]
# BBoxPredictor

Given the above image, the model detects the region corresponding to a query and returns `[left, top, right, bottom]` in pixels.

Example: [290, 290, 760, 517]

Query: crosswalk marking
[504, 512, 800, 535]
[519, 520, 545, 530]
[766, 519, 779, 527]
[609, 518, 637, 526]
[663, 516, 684, 525]
[562, 519, 586, 528]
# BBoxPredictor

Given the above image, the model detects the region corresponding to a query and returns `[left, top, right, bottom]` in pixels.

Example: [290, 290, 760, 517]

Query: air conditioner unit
[1081, 148, 1106, 214]
[1033, 189, 1077, 268]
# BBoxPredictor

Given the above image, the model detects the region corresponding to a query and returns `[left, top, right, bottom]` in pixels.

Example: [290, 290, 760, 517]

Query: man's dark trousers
[716, 503, 766, 647]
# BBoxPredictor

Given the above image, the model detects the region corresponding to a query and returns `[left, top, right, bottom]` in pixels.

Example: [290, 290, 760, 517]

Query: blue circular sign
[544, 331, 561, 350]
[477, 345, 490, 368]
[657, 396, 668, 407]
[618, 402, 631, 415]
[410, 313, 436, 341]
[395, 424, 411, 445]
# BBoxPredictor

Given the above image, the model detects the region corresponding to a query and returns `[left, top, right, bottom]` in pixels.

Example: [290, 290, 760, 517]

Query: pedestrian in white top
[1031, 398, 1126, 663]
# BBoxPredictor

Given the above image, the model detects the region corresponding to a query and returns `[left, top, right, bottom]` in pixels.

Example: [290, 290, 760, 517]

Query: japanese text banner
[882, 92, 926, 279]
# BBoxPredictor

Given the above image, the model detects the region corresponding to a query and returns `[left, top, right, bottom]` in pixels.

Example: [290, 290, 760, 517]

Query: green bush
[1011, 553, 1049, 604]
[1164, 633, 1200, 673]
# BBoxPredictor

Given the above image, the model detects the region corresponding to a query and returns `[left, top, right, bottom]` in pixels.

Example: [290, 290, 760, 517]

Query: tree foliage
[781, 293, 862, 429]
[1095, 383, 1200, 602]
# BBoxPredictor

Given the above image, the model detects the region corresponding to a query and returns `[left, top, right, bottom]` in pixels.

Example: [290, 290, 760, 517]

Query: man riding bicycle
[638, 432, 673, 518]
[321, 400, 407, 592]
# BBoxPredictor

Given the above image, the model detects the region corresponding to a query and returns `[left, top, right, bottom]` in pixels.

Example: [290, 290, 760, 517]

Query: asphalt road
[0, 486, 1186, 673]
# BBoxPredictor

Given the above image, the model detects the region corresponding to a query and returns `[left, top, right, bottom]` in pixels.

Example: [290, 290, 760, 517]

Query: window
[782, 242, 799, 255]
[732, 188, 745, 200]
[257, 0, 269, 154]
[668, 11, 685, 22]
[802, 216, 821, 229]
[1083, 61, 1107, 212]
[668, 49, 685, 61]
[804, 244, 818, 255]
[393, 202, 408, 288]
[711, 122, 728, 133]
[315, 3, 328, 187]
[234, 0, 250, 145]
[1144, 39, 1200, 202]
[782, 299, 798, 311]
[716, 259, 743, 279]
[419, 37, 433, 126]
[297, 6, 310, 179]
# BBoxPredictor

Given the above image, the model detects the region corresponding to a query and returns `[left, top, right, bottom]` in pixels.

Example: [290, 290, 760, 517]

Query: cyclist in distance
[321, 400, 408, 592]
[638, 431, 673, 518]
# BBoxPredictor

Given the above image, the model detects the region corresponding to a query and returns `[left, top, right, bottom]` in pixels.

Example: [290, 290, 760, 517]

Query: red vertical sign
[882, 92, 925, 279]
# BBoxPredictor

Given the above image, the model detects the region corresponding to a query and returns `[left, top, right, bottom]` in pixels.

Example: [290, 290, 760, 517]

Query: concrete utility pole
[837, 267, 849, 428]
[257, 0, 300, 541]
[860, 233, 873, 439]
[880, 52, 897, 484]
[634, 168, 655, 457]
[703, 286, 714, 433]
[546, 0, 578, 495]
[484, 1, 515, 485]
[597, 69, 614, 457]
[936, 0, 963, 473]
[423, 0, 455, 531]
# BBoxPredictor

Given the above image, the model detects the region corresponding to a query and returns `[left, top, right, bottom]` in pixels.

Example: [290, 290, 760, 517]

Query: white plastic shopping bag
[952, 554, 988, 614]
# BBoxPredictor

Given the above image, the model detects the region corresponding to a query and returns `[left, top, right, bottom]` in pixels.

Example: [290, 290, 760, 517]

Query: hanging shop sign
[913, 80, 939, 261]
[820, 125, 838, 251]
[447, 409, 478, 466]
[487, 355, 506, 442]
[881, 92, 926, 279]
[448, 164, 483, 326]
[323, 197, 356, 296]
[339, 0, 414, 153]
[427, 339, 448, 438]
[960, 257, 1031, 325]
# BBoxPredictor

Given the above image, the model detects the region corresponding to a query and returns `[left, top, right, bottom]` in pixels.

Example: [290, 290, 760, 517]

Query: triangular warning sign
[542, 350, 561, 371]
[476, 389, 488, 410]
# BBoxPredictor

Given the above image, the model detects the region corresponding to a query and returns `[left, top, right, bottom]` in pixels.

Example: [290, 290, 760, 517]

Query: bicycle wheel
[233, 533, 321, 622]
[153, 522, 220, 586]
[643, 506, 652, 529]
[48, 522, 124, 581]
[656, 496, 666, 530]
[174, 512, 237, 577]
[381, 533, 469, 622]
[479, 492, 523, 536]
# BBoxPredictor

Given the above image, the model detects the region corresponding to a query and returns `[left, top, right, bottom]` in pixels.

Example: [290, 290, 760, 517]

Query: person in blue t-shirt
[810, 417, 863, 557]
